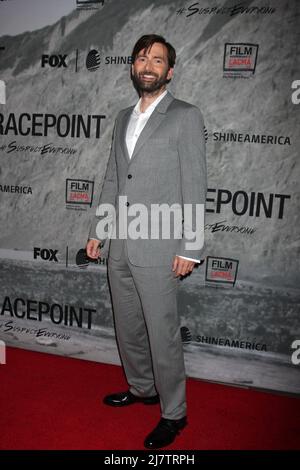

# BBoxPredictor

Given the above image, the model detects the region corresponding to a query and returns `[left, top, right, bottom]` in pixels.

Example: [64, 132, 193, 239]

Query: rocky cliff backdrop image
[0, 0, 299, 393]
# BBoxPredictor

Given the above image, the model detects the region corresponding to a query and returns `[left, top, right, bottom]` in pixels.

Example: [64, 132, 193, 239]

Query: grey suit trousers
[107, 239, 187, 420]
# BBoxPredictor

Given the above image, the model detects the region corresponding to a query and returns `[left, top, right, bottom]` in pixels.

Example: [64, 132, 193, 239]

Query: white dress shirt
[125, 91, 199, 264]
[126, 90, 168, 159]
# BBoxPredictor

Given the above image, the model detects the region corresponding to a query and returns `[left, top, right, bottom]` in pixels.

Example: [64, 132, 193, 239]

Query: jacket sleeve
[177, 105, 207, 260]
[88, 120, 118, 241]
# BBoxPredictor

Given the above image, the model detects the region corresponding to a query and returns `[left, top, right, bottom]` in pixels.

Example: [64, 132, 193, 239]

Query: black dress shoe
[144, 416, 187, 449]
[103, 390, 160, 407]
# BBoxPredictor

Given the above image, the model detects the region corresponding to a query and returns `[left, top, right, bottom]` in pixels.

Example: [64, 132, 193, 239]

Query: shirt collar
[133, 89, 168, 116]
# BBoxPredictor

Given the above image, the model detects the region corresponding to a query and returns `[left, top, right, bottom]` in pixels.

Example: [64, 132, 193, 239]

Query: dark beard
[132, 70, 169, 94]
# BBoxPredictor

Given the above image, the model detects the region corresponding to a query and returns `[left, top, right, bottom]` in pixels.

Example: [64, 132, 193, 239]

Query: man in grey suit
[86, 34, 207, 449]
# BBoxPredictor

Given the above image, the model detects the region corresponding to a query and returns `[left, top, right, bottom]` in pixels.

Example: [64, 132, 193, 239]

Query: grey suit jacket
[89, 91, 207, 266]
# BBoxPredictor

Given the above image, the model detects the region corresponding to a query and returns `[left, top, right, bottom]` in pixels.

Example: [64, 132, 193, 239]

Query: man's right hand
[86, 239, 101, 259]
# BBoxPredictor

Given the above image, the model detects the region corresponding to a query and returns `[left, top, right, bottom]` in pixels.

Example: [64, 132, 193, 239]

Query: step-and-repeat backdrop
[0, 0, 299, 393]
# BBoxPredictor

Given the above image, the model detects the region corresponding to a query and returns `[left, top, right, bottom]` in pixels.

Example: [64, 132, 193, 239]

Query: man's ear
[167, 67, 174, 81]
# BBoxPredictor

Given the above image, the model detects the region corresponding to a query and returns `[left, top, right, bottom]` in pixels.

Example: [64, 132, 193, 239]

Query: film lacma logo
[223, 43, 259, 78]
[65, 179, 94, 210]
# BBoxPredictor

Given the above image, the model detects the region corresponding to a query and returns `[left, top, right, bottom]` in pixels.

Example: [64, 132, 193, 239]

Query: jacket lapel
[120, 91, 174, 164]
[119, 106, 134, 163]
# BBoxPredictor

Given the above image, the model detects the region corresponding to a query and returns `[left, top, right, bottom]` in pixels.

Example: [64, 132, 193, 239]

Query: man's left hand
[172, 256, 195, 277]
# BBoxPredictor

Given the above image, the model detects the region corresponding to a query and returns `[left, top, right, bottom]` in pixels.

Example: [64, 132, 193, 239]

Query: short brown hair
[131, 34, 176, 68]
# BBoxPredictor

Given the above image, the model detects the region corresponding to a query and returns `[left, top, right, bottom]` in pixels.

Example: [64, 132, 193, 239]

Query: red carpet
[0, 347, 299, 450]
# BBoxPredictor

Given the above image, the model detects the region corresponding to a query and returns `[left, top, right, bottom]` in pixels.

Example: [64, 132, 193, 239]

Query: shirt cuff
[176, 255, 200, 263]
[89, 238, 104, 248]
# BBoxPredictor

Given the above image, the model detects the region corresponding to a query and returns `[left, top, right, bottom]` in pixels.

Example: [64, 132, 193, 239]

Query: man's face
[131, 42, 174, 93]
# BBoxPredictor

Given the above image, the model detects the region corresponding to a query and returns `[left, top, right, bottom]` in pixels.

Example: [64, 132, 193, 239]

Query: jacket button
[128, 174, 132, 179]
